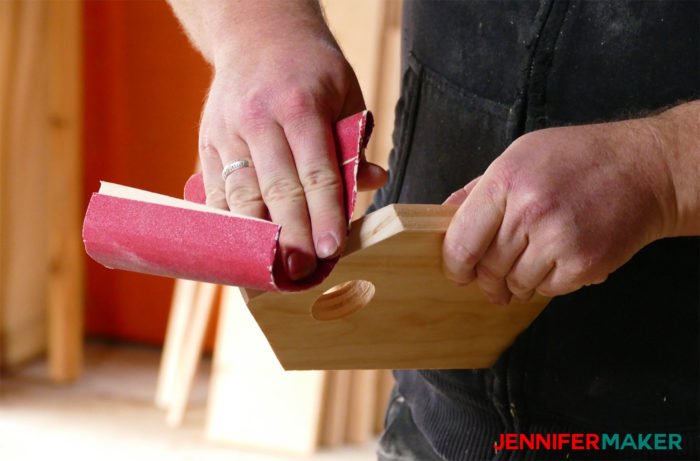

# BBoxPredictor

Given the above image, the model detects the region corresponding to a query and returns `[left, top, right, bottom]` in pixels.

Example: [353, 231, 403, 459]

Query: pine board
[243, 204, 550, 370]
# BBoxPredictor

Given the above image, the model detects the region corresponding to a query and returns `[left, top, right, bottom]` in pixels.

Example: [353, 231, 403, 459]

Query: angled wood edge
[346, 203, 457, 253]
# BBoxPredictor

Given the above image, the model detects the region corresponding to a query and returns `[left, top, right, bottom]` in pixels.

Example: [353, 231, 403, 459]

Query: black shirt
[370, 1, 700, 460]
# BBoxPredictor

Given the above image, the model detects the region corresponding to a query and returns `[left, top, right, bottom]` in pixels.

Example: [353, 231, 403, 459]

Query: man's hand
[168, 0, 387, 281]
[200, 36, 379, 282]
[442, 118, 682, 304]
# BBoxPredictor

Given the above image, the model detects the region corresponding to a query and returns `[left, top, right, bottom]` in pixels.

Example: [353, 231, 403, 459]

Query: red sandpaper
[83, 111, 373, 292]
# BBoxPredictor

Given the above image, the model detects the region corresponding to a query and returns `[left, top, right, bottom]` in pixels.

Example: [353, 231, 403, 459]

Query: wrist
[637, 114, 682, 239]
[203, 2, 335, 70]
[600, 116, 680, 242]
[649, 102, 700, 236]
[211, 29, 339, 73]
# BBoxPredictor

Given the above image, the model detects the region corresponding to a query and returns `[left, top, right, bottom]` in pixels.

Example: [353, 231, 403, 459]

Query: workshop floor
[0, 341, 376, 461]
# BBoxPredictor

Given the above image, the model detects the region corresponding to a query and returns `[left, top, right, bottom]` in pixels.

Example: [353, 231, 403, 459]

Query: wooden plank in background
[46, 0, 84, 383]
[365, 0, 403, 173]
[321, 0, 385, 116]
[0, 0, 16, 367]
[0, 0, 50, 371]
[345, 369, 379, 444]
[206, 287, 327, 455]
[319, 369, 352, 447]
[322, 0, 387, 216]
[374, 369, 395, 434]
[323, 0, 403, 216]
[155, 278, 199, 408]
[166, 282, 218, 426]
[0, 0, 85, 381]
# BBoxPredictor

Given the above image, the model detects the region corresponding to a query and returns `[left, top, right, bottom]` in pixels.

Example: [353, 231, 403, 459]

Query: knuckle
[446, 240, 481, 269]
[518, 193, 556, 228]
[227, 184, 264, 208]
[300, 168, 341, 194]
[508, 132, 532, 151]
[281, 88, 319, 122]
[566, 256, 595, 281]
[238, 94, 270, 132]
[262, 177, 305, 204]
[204, 182, 223, 197]
[204, 188, 227, 209]
[537, 274, 582, 298]
[486, 160, 517, 197]
[199, 141, 219, 161]
[509, 129, 549, 153]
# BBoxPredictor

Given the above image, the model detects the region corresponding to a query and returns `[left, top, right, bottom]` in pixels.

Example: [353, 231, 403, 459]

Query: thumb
[357, 161, 388, 191]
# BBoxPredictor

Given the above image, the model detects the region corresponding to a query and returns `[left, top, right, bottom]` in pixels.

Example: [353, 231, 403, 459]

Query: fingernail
[443, 263, 473, 286]
[513, 294, 532, 304]
[447, 272, 472, 286]
[488, 294, 511, 305]
[287, 251, 315, 280]
[316, 233, 339, 259]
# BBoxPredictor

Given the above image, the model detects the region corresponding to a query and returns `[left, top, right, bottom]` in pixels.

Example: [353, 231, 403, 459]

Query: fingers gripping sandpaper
[82, 111, 373, 292]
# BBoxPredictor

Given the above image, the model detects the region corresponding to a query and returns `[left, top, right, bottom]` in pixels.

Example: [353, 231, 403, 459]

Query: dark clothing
[371, 1, 700, 460]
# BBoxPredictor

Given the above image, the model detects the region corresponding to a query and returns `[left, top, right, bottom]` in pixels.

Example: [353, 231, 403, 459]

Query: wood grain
[46, 0, 84, 383]
[0, 0, 50, 370]
[0, 0, 16, 368]
[0, 0, 85, 379]
[319, 369, 351, 447]
[243, 204, 550, 370]
[344, 370, 378, 444]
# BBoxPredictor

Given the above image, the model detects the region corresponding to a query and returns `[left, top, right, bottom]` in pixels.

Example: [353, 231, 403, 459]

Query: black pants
[377, 387, 444, 461]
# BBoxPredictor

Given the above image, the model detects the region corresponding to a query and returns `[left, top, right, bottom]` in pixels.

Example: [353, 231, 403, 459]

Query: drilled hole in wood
[310, 280, 375, 321]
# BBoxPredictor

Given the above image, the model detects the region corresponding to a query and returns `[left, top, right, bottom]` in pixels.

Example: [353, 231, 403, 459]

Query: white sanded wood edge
[97, 181, 269, 223]
[346, 204, 457, 253]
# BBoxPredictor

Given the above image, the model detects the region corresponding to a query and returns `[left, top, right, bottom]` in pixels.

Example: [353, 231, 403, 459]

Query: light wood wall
[322, 0, 403, 214]
[0, 0, 83, 382]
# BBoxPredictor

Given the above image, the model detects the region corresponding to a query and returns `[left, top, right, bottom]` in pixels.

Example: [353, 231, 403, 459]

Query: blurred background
[0, 0, 401, 459]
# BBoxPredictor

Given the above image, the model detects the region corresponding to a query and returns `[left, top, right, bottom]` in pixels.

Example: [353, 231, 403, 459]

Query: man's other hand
[442, 120, 678, 304]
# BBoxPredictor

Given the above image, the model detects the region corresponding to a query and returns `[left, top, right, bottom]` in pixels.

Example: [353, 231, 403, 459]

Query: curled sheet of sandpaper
[83, 111, 373, 292]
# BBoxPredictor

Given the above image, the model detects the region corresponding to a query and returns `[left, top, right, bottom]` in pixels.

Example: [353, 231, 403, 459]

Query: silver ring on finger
[221, 159, 253, 181]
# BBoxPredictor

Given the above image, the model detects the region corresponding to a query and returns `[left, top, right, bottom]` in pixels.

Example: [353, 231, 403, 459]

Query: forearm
[166, 0, 211, 61]
[649, 100, 700, 236]
[166, 0, 332, 66]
